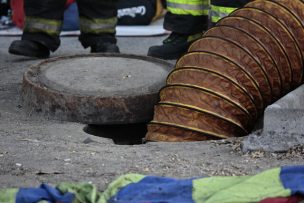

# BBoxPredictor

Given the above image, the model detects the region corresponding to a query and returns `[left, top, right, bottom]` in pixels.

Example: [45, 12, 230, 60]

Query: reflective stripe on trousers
[24, 16, 62, 36]
[210, 4, 237, 23]
[167, 0, 210, 16]
[79, 17, 117, 34]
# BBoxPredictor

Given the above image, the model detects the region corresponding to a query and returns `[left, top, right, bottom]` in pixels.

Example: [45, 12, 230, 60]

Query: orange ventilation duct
[145, 0, 304, 142]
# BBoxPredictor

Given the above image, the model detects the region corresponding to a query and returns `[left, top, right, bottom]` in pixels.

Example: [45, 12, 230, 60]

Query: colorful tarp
[1, 165, 303, 203]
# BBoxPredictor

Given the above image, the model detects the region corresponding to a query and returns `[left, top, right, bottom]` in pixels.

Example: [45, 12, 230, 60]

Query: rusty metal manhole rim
[24, 53, 173, 98]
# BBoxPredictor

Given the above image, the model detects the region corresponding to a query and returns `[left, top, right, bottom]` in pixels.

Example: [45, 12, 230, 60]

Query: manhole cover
[22, 54, 172, 124]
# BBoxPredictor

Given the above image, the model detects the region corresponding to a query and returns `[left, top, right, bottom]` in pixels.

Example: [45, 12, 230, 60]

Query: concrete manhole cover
[22, 54, 172, 124]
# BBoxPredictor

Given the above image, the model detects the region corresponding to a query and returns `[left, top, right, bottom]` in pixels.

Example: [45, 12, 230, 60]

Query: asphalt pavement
[0, 33, 303, 190]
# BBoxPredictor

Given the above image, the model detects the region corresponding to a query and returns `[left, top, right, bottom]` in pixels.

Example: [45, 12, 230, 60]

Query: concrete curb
[242, 84, 304, 152]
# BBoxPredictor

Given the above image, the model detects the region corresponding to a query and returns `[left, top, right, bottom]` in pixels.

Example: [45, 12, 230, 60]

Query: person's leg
[76, 0, 119, 53]
[164, 0, 209, 34]
[148, 0, 209, 60]
[9, 0, 65, 58]
[210, 0, 250, 26]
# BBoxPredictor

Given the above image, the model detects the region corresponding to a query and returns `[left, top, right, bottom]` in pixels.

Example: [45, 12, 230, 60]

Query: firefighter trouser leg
[76, 0, 119, 48]
[210, 0, 250, 25]
[22, 0, 65, 51]
[164, 0, 210, 34]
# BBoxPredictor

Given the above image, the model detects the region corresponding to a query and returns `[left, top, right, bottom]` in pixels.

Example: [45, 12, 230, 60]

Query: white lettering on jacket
[118, 6, 146, 18]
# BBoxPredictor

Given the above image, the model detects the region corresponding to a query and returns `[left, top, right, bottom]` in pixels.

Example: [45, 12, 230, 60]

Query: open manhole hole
[22, 54, 172, 144]
[83, 123, 147, 145]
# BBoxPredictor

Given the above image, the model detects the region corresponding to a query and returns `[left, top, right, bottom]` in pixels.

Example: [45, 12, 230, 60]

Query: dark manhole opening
[83, 123, 147, 145]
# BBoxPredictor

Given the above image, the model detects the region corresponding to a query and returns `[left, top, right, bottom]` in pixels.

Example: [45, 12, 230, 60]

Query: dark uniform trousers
[164, 0, 209, 35]
[22, 0, 118, 51]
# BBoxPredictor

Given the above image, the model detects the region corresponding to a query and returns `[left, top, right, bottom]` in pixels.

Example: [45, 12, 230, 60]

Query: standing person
[8, 0, 119, 58]
[148, 0, 209, 60]
[147, 0, 251, 60]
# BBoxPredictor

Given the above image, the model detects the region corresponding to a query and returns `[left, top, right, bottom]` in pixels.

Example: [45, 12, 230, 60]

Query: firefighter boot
[8, 40, 50, 58]
[90, 41, 120, 53]
[147, 32, 202, 60]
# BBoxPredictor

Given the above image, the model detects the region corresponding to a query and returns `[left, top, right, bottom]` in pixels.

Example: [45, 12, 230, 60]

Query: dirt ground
[0, 36, 303, 191]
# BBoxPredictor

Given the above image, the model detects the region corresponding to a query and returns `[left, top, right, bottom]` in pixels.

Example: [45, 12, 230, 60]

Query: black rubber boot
[8, 40, 50, 58]
[147, 32, 202, 60]
[90, 41, 120, 53]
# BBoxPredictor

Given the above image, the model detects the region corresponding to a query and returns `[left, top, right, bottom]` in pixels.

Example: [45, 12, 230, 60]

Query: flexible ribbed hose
[145, 0, 304, 142]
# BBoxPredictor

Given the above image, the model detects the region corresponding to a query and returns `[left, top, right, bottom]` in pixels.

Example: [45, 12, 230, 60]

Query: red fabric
[259, 196, 304, 203]
[11, 0, 24, 28]
[10, 0, 74, 28]
[66, 0, 75, 6]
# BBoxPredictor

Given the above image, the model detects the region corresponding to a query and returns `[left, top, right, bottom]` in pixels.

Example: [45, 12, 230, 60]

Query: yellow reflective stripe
[167, 4, 209, 16]
[211, 5, 237, 15]
[211, 15, 221, 23]
[167, 2, 209, 11]
[167, 0, 209, 15]
[168, 0, 209, 5]
[167, 6, 209, 15]
[24, 16, 62, 35]
[167, 8, 209, 15]
[187, 33, 202, 42]
[210, 5, 237, 22]
[79, 17, 117, 34]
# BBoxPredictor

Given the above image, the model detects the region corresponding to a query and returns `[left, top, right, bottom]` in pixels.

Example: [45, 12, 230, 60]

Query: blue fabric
[63, 3, 79, 31]
[280, 166, 304, 195]
[108, 176, 195, 203]
[16, 183, 74, 203]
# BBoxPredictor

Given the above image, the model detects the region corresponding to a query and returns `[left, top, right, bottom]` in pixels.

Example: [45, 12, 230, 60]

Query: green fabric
[167, 0, 209, 16]
[24, 16, 62, 36]
[0, 188, 18, 203]
[0, 168, 292, 203]
[79, 17, 117, 34]
[57, 182, 103, 203]
[193, 176, 249, 202]
[99, 174, 144, 202]
[57, 174, 144, 203]
[192, 167, 291, 203]
[210, 5, 237, 22]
